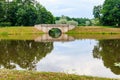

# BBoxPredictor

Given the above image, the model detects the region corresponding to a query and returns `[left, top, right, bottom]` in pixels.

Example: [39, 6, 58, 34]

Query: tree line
[0, 0, 120, 27]
[55, 15, 91, 26]
[0, 0, 54, 26]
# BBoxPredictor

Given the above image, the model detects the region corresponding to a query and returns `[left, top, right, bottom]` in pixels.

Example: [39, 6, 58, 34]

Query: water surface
[0, 38, 120, 78]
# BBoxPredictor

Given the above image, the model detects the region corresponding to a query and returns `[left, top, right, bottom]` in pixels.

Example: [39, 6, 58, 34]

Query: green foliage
[56, 19, 68, 24]
[55, 16, 90, 26]
[0, 22, 11, 26]
[55, 16, 78, 26]
[93, 0, 120, 27]
[93, 5, 102, 19]
[85, 21, 92, 26]
[67, 20, 78, 26]
[0, 0, 54, 26]
[91, 18, 101, 26]
[101, 0, 120, 26]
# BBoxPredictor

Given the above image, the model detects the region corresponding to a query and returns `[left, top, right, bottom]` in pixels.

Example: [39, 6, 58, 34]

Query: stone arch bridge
[34, 24, 75, 33]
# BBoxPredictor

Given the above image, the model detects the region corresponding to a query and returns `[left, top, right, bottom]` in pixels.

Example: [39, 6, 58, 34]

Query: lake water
[0, 36, 120, 78]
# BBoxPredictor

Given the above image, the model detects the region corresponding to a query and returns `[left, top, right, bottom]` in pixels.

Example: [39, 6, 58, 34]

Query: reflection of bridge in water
[35, 34, 75, 42]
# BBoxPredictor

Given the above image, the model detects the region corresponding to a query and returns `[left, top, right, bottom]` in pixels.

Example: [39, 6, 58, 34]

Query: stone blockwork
[34, 24, 75, 33]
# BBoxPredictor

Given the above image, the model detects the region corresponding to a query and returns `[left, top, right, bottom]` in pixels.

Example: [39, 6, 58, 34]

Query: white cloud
[37, 0, 105, 18]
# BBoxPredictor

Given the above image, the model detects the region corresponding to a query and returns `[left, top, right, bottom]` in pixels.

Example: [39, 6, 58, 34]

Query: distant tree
[93, 5, 102, 19]
[56, 18, 68, 24]
[55, 16, 78, 26]
[55, 15, 90, 26]
[91, 18, 101, 26]
[85, 21, 91, 26]
[67, 20, 78, 26]
[72, 18, 91, 26]
[0, 1, 4, 22]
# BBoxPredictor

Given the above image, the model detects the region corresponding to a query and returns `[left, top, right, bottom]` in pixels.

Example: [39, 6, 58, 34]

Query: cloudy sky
[37, 0, 105, 18]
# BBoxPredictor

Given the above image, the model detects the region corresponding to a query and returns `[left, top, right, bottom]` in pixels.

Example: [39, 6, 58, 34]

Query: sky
[37, 0, 105, 18]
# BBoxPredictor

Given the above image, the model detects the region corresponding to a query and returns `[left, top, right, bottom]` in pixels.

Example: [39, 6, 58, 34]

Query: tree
[93, 5, 102, 19]
[16, 4, 37, 26]
[55, 15, 78, 26]
[67, 20, 78, 26]
[0, 0, 55, 26]
[101, 0, 120, 26]
[55, 16, 91, 26]
[0, 1, 4, 22]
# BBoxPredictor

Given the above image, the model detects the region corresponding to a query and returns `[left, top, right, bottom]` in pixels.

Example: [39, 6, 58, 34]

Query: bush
[56, 18, 78, 26]
[91, 18, 101, 26]
[85, 21, 91, 26]
[67, 20, 78, 26]
[0, 22, 11, 27]
[56, 19, 68, 24]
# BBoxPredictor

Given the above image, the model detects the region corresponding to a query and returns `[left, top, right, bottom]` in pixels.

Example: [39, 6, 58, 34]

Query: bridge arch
[48, 28, 62, 38]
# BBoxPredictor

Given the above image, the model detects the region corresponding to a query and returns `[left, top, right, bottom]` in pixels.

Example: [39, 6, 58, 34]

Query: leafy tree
[0, 1, 4, 22]
[0, 0, 54, 26]
[101, 0, 120, 26]
[94, 0, 120, 26]
[56, 18, 68, 24]
[67, 20, 78, 26]
[91, 18, 101, 26]
[16, 4, 37, 26]
[55, 15, 78, 26]
[55, 16, 90, 26]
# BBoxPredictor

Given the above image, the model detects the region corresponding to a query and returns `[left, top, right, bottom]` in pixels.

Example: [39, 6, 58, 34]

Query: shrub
[67, 20, 78, 26]
[0, 22, 11, 27]
[56, 19, 68, 24]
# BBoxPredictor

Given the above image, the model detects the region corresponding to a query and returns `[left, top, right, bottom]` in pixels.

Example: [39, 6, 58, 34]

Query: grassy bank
[67, 26, 120, 34]
[0, 26, 120, 35]
[0, 35, 42, 40]
[0, 69, 117, 80]
[68, 34, 120, 39]
[0, 27, 43, 35]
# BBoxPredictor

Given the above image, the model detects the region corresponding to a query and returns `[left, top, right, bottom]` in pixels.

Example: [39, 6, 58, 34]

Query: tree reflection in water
[93, 39, 120, 75]
[0, 40, 53, 70]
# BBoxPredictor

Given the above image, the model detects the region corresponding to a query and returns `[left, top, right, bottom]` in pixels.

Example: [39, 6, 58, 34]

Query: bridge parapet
[35, 24, 75, 33]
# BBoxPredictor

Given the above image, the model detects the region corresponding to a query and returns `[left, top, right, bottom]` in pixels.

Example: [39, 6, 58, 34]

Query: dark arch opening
[49, 28, 62, 38]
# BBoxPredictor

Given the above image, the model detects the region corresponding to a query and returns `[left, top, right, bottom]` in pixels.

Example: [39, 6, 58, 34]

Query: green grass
[0, 69, 118, 80]
[68, 34, 120, 40]
[67, 26, 120, 34]
[0, 26, 44, 35]
[0, 35, 42, 40]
